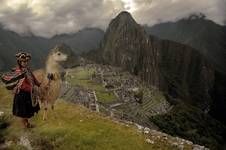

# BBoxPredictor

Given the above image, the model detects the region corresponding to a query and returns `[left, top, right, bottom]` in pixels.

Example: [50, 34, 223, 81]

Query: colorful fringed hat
[15, 52, 31, 61]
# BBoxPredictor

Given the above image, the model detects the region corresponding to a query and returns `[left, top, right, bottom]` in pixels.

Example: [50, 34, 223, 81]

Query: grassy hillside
[0, 83, 193, 150]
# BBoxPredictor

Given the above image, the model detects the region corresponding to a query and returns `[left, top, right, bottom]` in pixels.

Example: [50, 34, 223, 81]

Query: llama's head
[46, 44, 70, 75]
[50, 50, 68, 62]
[49, 44, 80, 69]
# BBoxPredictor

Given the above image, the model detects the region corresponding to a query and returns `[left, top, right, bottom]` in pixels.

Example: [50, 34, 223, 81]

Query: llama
[34, 48, 68, 120]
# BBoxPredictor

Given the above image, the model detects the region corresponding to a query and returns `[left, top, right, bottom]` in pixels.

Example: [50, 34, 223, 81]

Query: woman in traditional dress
[13, 52, 41, 128]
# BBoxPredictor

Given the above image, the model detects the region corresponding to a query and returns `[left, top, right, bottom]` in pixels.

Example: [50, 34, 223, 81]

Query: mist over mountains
[0, 27, 104, 71]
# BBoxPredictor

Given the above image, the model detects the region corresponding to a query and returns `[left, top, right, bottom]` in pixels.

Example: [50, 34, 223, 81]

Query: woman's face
[20, 60, 28, 68]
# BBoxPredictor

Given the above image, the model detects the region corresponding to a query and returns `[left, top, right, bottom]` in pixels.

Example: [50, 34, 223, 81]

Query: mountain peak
[111, 11, 137, 26]
[117, 11, 132, 18]
[184, 12, 206, 21]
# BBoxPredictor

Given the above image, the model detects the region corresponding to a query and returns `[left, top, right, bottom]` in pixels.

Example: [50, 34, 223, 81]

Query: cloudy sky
[0, 0, 225, 37]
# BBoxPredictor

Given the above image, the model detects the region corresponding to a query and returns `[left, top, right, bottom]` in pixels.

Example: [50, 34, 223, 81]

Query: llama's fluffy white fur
[33, 50, 67, 120]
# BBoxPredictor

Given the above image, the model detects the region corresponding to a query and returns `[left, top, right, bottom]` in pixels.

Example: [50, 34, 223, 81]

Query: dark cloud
[0, 0, 225, 37]
[132, 0, 226, 25]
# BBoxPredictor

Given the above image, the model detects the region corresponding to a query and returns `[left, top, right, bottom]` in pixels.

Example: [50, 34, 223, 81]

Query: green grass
[0, 83, 13, 113]
[0, 83, 188, 150]
[67, 67, 105, 91]
[33, 101, 154, 150]
[96, 91, 117, 103]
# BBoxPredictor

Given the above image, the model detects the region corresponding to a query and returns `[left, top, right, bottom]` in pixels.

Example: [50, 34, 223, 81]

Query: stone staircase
[88, 91, 99, 112]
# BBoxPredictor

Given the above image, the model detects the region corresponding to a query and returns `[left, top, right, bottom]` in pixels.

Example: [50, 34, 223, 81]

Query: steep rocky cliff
[101, 11, 160, 87]
[145, 13, 226, 130]
[145, 14, 226, 74]
[102, 11, 137, 65]
[150, 37, 215, 109]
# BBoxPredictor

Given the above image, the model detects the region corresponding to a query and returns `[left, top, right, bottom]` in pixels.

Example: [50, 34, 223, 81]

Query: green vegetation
[67, 67, 104, 91]
[140, 89, 166, 113]
[96, 91, 117, 103]
[150, 100, 226, 150]
[0, 115, 9, 143]
[0, 83, 12, 144]
[0, 82, 13, 113]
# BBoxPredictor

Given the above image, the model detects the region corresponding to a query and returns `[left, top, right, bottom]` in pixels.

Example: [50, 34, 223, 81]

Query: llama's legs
[43, 101, 48, 121]
[43, 109, 47, 121]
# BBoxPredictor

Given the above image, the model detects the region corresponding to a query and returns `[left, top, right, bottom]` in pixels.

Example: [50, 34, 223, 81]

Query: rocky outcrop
[101, 11, 160, 87]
